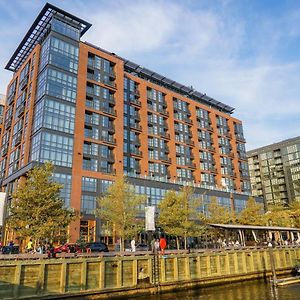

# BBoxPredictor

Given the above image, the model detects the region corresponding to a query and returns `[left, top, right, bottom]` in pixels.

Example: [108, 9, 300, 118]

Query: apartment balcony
[129, 98, 142, 107]
[160, 132, 170, 140]
[224, 132, 232, 138]
[99, 135, 116, 145]
[130, 148, 142, 157]
[133, 89, 140, 97]
[17, 105, 26, 117]
[207, 146, 216, 152]
[187, 162, 197, 169]
[109, 70, 116, 79]
[5, 119, 12, 130]
[100, 167, 116, 175]
[14, 132, 22, 146]
[185, 139, 195, 146]
[1, 145, 8, 157]
[19, 75, 28, 91]
[101, 106, 116, 117]
[235, 134, 246, 143]
[132, 113, 141, 121]
[104, 80, 117, 89]
[161, 156, 171, 164]
[130, 122, 142, 132]
[7, 93, 15, 105]
[158, 108, 169, 117]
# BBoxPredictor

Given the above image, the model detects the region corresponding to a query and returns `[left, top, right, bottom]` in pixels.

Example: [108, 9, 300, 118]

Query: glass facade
[29, 17, 80, 207]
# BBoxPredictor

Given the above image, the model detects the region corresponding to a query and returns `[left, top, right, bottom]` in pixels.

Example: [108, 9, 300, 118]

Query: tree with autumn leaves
[7, 162, 76, 247]
[158, 186, 204, 250]
[95, 177, 146, 251]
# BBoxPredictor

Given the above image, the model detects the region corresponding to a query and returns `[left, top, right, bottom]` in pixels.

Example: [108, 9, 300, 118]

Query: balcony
[130, 123, 142, 132]
[132, 113, 141, 121]
[185, 139, 195, 146]
[100, 167, 116, 175]
[160, 132, 170, 140]
[1, 145, 8, 156]
[19, 75, 28, 91]
[131, 148, 142, 156]
[99, 135, 116, 145]
[207, 146, 216, 152]
[158, 108, 169, 117]
[109, 70, 116, 79]
[7, 93, 15, 105]
[130, 98, 142, 107]
[14, 133, 22, 146]
[5, 119, 12, 130]
[225, 132, 232, 138]
[101, 106, 116, 117]
[17, 105, 26, 117]
[104, 81, 117, 89]
[235, 134, 246, 143]
[134, 89, 140, 97]
[187, 162, 197, 169]
[161, 156, 171, 164]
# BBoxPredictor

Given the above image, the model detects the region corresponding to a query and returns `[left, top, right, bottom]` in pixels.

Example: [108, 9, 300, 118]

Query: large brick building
[1, 3, 261, 243]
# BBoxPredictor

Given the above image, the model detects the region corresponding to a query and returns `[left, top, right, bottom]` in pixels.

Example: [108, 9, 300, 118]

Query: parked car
[136, 243, 149, 251]
[54, 243, 82, 254]
[85, 242, 109, 252]
[2, 245, 19, 254]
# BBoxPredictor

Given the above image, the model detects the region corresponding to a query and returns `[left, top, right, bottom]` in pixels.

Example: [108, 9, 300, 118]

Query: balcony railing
[130, 123, 142, 131]
[130, 98, 142, 107]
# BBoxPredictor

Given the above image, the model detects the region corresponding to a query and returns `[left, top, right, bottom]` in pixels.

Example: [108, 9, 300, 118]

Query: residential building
[248, 136, 300, 206]
[0, 94, 5, 137]
[1, 3, 261, 243]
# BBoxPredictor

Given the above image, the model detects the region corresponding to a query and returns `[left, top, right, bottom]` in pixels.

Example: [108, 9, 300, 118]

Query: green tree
[203, 196, 233, 224]
[95, 177, 145, 251]
[199, 196, 234, 241]
[288, 202, 300, 228]
[237, 197, 265, 225]
[264, 204, 292, 227]
[158, 186, 202, 250]
[8, 162, 76, 247]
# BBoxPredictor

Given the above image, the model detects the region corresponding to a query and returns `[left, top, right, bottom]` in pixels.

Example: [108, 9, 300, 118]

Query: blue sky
[0, 0, 300, 150]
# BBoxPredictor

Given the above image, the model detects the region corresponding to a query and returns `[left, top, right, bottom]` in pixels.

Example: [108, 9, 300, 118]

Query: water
[137, 280, 300, 300]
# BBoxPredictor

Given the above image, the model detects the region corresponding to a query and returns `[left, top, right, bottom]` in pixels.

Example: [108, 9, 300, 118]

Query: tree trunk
[184, 233, 187, 250]
[176, 236, 180, 250]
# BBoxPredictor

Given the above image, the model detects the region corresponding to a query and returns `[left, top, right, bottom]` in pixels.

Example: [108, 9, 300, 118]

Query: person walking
[131, 238, 136, 253]
[154, 239, 160, 253]
[27, 239, 33, 253]
[159, 237, 167, 255]
[151, 238, 156, 253]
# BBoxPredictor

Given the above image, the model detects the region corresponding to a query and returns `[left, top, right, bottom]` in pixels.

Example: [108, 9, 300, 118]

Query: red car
[54, 243, 82, 254]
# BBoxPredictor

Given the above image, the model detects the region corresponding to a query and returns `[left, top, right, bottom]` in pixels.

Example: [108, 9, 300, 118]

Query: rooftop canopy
[5, 2, 91, 72]
[209, 223, 300, 232]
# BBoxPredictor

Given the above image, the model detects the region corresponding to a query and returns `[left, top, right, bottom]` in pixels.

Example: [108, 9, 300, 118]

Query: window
[52, 18, 80, 40]
[53, 173, 72, 207]
[31, 131, 74, 167]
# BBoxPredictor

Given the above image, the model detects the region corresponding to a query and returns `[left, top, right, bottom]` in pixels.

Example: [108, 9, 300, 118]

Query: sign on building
[145, 206, 155, 231]
[0, 192, 6, 226]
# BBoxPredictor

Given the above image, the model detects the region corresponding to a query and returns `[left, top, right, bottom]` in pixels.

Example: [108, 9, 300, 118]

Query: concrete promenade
[0, 246, 299, 299]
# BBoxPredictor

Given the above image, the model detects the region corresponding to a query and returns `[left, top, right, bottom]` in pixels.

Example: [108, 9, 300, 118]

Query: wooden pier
[0, 246, 299, 299]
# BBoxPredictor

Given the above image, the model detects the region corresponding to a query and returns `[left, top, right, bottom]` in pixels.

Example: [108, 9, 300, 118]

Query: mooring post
[268, 244, 277, 286]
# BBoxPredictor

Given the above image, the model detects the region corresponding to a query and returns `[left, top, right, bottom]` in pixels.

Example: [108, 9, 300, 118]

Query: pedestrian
[151, 238, 156, 253]
[27, 239, 33, 253]
[154, 239, 160, 253]
[159, 237, 167, 255]
[131, 238, 136, 252]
